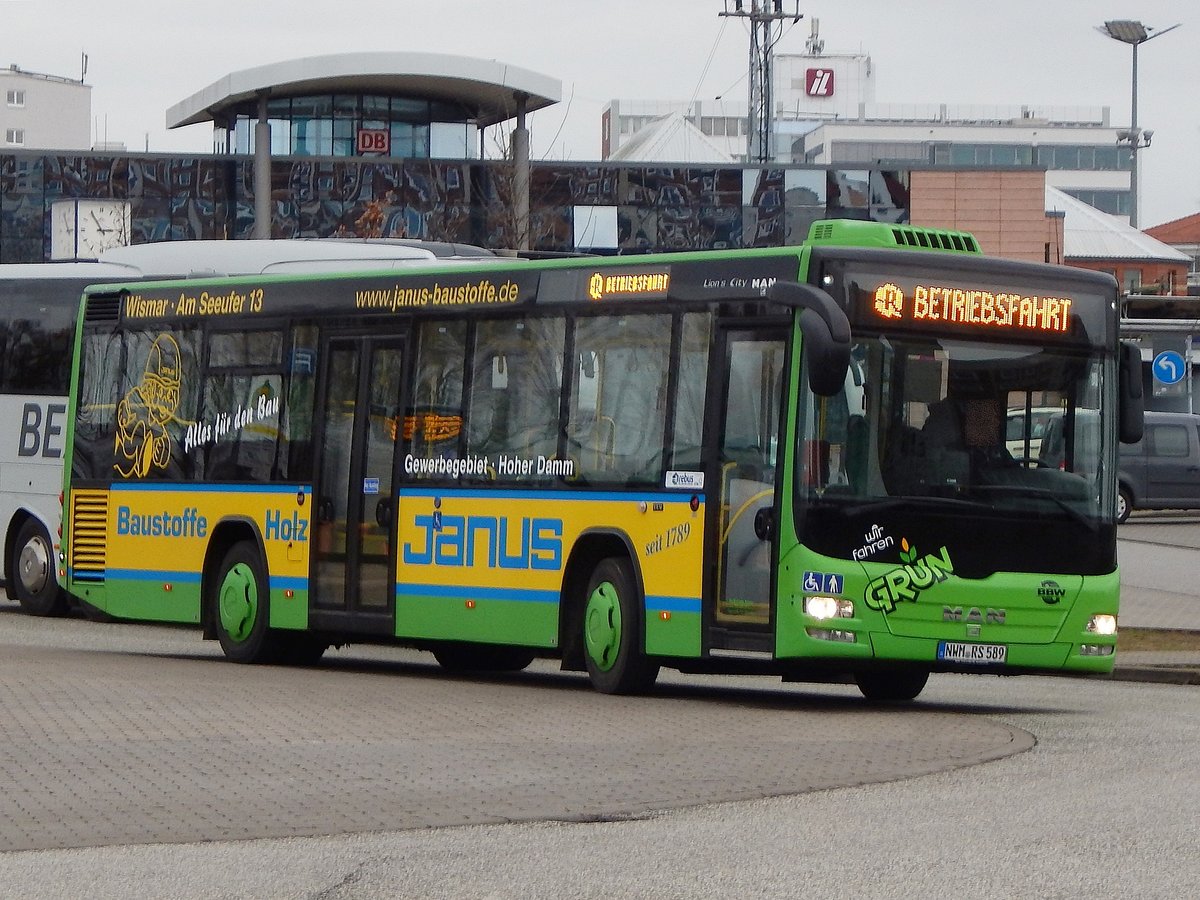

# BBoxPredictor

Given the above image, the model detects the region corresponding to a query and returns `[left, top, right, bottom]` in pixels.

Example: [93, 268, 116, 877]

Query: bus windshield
[797, 333, 1115, 577]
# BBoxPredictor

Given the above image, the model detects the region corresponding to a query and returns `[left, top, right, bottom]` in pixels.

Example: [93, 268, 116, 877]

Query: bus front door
[312, 336, 406, 632]
[709, 329, 786, 653]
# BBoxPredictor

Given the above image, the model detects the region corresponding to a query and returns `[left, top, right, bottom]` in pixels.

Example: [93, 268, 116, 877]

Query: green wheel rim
[218, 562, 259, 643]
[584, 579, 622, 672]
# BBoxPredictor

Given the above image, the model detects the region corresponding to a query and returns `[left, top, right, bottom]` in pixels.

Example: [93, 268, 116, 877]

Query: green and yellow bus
[59, 220, 1144, 700]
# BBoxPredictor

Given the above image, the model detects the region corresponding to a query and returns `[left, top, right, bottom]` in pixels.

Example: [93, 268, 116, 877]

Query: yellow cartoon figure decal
[114, 334, 183, 477]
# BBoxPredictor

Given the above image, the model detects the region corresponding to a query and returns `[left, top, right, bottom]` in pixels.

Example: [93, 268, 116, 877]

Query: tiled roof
[1144, 212, 1200, 244]
[1046, 186, 1190, 262]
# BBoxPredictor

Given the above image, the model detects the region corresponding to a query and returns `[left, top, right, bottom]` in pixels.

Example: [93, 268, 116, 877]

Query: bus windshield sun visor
[767, 281, 851, 397]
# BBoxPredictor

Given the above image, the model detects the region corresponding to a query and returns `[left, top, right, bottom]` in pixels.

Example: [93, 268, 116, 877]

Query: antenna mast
[719, 0, 803, 163]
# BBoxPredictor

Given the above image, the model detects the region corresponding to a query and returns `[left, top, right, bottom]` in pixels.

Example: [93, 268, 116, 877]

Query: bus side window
[201, 330, 284, 483]
[403, 320, 466, 474]
[113, 328, 201, 481]
[569, 313, 671, 484]
[466, 316, 565, 477]
[668, 313, 711, 471]
[279, 327, 319, 482]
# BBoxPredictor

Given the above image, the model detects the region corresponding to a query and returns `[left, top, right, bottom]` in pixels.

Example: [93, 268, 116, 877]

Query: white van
[1005, 406, 1061, 459]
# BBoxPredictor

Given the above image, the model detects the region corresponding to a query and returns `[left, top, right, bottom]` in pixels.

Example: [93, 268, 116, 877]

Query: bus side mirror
[800, 308, 851, 397]
[1119, 341, 1144, 444]
[767, 281, 851, 398]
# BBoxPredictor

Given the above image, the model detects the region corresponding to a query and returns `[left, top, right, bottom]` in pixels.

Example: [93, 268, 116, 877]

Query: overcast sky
[5, 0, 1195, 228]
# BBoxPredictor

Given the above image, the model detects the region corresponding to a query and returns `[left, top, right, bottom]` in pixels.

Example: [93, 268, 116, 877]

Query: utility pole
[719, 0, 802, 163]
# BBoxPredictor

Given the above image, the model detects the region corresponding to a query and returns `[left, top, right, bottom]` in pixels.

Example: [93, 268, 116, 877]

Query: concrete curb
[1109, 666, 1200, 685]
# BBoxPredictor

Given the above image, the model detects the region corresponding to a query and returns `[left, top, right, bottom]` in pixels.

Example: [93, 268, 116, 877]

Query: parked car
[1040, 410, 1200, 523]
[1115, 411, 1200, 523]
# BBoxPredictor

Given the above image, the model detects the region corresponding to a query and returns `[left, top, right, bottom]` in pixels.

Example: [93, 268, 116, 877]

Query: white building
[1, 64, 91, 151]
[604, 48, 1133, 219]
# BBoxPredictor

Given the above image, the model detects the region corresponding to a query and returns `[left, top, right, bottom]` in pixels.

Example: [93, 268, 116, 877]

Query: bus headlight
[805, 596, 854, 620]
[1086, 614, 1117, 636]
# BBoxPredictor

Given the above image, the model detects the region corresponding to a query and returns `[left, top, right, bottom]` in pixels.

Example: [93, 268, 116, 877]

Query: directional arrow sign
[1152, 350, 1186, 385]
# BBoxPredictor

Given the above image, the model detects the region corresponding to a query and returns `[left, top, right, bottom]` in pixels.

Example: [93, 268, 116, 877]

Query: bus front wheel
[854, 668, 929, 702]
[211, 541, 280, 664]
[582, 557, 659, 695]
[12, 518, 68, 617]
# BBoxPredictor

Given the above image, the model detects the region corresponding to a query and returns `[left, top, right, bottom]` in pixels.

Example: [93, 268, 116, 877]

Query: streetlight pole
[1096, 19, 1181, 229]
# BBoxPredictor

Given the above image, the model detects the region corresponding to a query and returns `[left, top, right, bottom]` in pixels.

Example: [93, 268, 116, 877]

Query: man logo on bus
[114, 333, 183, 478]
[873, 282, 904, 320]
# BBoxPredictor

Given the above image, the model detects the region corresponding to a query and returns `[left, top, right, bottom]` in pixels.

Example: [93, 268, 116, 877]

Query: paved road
[1117, 512, 1200, 629]
[1, 632, 1197, 898]
[1, 520, 1198, 898]
[0, 603, 1029, 854]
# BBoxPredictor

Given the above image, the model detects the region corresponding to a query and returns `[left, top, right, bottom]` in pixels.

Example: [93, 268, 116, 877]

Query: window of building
[1038, 144, 1131, 171]
[830, 141, 927, 164]
[5, 128, 24, 146]
[1064, 189, 1130, 217]
[228, 93, 475, 159]
[947, 143, 1033, 166]
[6, 89, 25, 107]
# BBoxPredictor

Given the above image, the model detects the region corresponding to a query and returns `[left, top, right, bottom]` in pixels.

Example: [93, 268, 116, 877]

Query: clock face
[77, 200, 131, 258]
[49, 199, 130, 259]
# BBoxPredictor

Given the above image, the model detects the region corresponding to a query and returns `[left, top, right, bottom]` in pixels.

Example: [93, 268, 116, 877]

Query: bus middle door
[311, 334, 406, 634]
[708, 327, 786, 655]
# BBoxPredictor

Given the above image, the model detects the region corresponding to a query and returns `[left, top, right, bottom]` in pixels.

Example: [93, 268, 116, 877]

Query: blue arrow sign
[1152, 350, 1186, 385]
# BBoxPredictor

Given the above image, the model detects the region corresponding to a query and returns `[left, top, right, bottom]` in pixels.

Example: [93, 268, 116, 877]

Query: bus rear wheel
[211, 541, 281, 664]
[854, 668, 929, 702]
[582, 556, 659, 695]
[12, 518, 68, 616]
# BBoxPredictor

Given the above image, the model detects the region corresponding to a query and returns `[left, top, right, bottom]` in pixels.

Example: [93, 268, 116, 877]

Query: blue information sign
[1152, 350, 1186, 386]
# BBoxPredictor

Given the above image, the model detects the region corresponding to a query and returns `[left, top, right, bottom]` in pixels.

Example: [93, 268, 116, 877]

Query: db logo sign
[806, 68, 835, 97]
[357, 128, 390, 155]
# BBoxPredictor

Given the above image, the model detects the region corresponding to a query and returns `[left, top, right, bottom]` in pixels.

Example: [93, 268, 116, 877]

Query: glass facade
[0, 152, 914, 262]
[831, 140, 1132, 173]
[214, 94, 477, 160]
[1064, 189, 1131, 217]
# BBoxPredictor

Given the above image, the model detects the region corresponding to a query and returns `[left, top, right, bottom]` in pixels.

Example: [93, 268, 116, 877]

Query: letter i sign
[806, 68, 834, 97]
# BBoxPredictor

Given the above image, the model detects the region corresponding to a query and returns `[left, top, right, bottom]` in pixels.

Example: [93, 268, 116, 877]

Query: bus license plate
[938, 642, 1007, 664]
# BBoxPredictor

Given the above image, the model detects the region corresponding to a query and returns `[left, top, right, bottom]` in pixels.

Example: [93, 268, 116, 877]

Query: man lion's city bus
[58, 220, 1144, 701]
[0, 238, 493, 616]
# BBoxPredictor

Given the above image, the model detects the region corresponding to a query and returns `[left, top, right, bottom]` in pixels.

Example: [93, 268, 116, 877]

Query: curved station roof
[167, 51, 561, 129]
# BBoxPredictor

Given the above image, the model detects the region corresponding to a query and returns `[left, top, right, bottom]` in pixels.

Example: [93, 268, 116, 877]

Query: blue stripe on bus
[270, 576, 308, 592]
[397, 488, 703, 503]
[646, 595, 702, 614]
[106, 568, 203, 584]
[397, 583, 560, 604]
[395, 584, 701, 613]
[109, 483, 311, 494]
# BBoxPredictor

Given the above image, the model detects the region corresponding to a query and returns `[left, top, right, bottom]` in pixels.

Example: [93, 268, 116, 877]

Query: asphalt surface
[0, 513, 1194, 898]
[1110, 512, 1200, 684]
[0, 607, 1033, 853]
